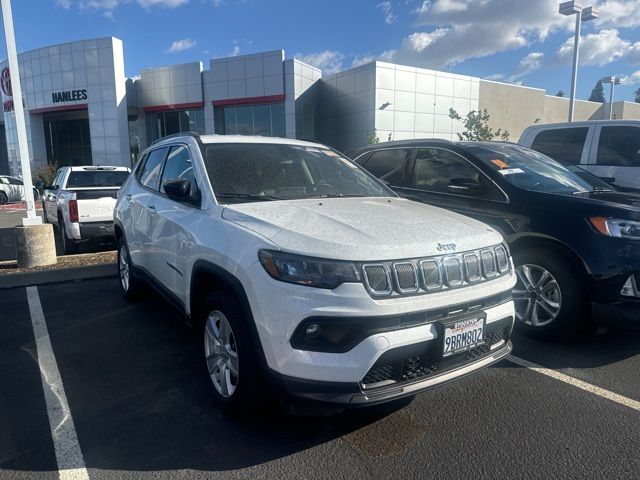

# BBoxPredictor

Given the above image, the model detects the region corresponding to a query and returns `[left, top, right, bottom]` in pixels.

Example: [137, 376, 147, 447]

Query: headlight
[589, 217, 640, 240]
[258, 250, 361, 289]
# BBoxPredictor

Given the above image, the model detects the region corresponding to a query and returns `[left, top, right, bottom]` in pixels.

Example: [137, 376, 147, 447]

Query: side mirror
[448, 178, 488, 196]
[598, 176, 616, 184]
[35, 180, 45, 190]
[164, 178, 197, 204]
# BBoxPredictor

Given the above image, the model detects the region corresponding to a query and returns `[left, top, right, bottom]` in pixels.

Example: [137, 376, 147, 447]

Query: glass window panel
[363, 149, 410, 186]
[236, 105, 253, 135]
[253, 104, 270, 136]
[596, 126, 640, 167]
[412, 148, 481, 193]
[214, 106, 225, 134]
[531, 127, 588, 165]
[160, 145, 197, 195]
[138, 147, 167, 190]
[271, 103, 285, 137]
[195, 109, 205, 133]
[164, 111, 180, 136]
[223, 107, 237, 134]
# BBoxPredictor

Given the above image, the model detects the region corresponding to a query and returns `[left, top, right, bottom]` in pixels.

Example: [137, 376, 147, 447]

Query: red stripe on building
[143, 101, 205, 113]
[30, 103, 88, 114]
[212, 94, 285, 107]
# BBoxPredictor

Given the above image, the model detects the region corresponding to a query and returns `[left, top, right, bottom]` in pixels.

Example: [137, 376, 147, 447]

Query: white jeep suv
[114, 133, 516, 412]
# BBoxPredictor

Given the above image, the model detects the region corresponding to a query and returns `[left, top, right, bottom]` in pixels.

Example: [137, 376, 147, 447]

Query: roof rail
[151, 131, 201, 146]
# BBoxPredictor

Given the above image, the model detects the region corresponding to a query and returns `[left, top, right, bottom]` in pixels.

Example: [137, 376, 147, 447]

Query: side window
[52, 171, 64, 189]
[160, 145, 197, 194]
[138, 148, 167, 190]
[0, 177, 8, 184]
[412, 148, 482, 195]
[596, 126, 640, 167]
[8, 177, 23, 185]
[530, 127, 588, 165]
[362, 149, 410, 186]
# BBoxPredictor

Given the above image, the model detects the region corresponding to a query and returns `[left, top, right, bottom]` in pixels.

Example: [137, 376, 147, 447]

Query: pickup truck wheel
[0, 191, 7, 205]
[117, 239, 141, 301]
[58, 222, 78, 255]
[512, 248, 586, 340]
[201, 293, 264, 415]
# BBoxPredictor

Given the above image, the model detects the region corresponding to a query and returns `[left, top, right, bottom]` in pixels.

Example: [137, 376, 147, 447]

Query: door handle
[148, 205, 157, 214]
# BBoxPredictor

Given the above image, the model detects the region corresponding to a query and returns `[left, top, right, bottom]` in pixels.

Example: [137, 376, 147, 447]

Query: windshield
[66, 170, 129, 188]
[465, 144, 614, 195]
[202, 143, 394, 204]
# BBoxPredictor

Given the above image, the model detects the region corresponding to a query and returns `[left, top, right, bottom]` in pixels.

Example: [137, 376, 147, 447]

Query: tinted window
[202, 143, 392, 204]
[138, 148, 167, 190]
[160, 145, 197, 194]
[596, 126, 640, 167]
[66, 171, 129, 188]
[412, 148, 482, 194]
[363, 149, 410, 186]
[466, 144, 612, 195]
[531, 127, 588, 165]
[7, 177, 22, 185]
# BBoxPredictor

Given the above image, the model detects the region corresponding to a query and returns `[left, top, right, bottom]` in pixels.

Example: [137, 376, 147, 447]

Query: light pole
[559, 1, 599, 122]
[602, 76, 621, 120]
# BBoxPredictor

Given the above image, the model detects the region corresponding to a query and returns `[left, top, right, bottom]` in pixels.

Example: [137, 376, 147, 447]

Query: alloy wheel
[513, 264, 562, 327]
[119, 245, 130, 292]
[204, 310, 239, 398]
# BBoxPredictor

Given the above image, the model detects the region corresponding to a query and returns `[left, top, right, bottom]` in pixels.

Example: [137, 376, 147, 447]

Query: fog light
[621, 275, 640, 298]
[305, 324, 320, 337]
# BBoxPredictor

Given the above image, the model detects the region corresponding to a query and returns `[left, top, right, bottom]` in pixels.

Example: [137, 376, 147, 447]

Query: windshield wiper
[572, 187, 614, 195]
[215, 193, 282, 202]
[318, 193, 368, 198]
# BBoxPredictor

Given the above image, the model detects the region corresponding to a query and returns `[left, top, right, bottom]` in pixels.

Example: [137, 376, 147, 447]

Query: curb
[0, 262, 117, 289]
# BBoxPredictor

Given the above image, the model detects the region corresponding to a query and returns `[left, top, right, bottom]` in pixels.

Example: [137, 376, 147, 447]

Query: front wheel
[0, 191, 7, 205]
[117, 238, 142, 301]
[512, 248, 587, 340]
[201, 293, 265, 414]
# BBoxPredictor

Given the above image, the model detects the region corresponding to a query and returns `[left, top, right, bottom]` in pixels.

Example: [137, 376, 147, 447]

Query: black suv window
[596, 126, 640, 167]
[412, 148, 481, 194]
[160, 145, 197, 194]
[530, 127, 588, 165]
[137, 148, 167, 190]
[362, 149, 410, 186]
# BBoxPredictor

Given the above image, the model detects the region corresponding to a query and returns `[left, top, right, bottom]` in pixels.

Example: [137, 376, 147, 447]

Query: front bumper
[271, 335, 512, 406]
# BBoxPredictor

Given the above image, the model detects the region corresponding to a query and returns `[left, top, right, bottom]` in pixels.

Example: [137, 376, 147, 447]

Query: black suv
[349, 140, 640, 339]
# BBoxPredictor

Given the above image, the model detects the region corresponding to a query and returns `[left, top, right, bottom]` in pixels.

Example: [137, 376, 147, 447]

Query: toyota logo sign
[1, 68, 11, 97]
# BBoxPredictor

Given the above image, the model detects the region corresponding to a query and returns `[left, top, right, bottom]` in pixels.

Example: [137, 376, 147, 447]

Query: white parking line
[507, 355, 640, 412]
[26, 286, 90, 480]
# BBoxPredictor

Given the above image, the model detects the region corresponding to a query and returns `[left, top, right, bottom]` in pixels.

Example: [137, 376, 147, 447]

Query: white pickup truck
[41, 166, 130, 254]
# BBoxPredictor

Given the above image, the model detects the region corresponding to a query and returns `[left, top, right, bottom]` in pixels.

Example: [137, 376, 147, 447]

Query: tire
[200, 292, 265, 415]
[0, 191, 7, 205]
[42, 203, 49, 224]
[512, 248, 587, 340]
[117, 237, 142, 301]
[58, 219, 78, 255]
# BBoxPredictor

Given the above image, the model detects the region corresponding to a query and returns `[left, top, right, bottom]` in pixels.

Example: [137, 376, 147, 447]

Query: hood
[221, 197, 502, 261]
[528, 189, 640, 221]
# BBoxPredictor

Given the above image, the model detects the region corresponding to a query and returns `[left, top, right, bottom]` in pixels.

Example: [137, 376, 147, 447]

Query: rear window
[530, 127, 588, 165]
[66, 170, 129, 188]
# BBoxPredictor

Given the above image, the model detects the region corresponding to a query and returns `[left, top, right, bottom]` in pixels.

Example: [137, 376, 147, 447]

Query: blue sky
[2, 0, 640, 101]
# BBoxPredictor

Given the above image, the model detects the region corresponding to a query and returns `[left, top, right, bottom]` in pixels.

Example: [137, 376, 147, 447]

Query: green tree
[589, 79, 606, 103]
[634, 87, 640, 104]
[448, 108, 510, 142]
[556, 90, 565, 97]
[367, 129, 380, 144]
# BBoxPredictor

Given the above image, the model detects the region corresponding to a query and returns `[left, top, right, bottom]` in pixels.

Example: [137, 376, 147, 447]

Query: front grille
[360, 319, 511, 390]
[361, 244, 511, 298]
[363, 264, 391, 295]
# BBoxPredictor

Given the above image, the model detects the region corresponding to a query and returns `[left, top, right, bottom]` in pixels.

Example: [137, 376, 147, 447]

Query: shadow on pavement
[27, 279, 406, 473]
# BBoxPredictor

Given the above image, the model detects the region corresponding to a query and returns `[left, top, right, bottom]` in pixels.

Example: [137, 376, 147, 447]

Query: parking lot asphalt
[2, 278, 639, 480]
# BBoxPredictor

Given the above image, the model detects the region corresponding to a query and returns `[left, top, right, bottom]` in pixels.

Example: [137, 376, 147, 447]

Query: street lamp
[602, 76, 621, 120]
[559, 1, 599, 122]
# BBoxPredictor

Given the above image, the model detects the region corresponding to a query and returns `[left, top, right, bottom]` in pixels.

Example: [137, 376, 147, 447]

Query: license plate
[442, 314, 485, 357]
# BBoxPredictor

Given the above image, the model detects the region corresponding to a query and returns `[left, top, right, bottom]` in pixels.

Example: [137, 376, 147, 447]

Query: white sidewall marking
[26, 286, 90, 480]
[508, 355, 640, 412]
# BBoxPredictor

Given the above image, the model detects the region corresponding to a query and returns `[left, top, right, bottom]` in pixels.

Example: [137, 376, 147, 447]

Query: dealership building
[1, 35, 639, 176]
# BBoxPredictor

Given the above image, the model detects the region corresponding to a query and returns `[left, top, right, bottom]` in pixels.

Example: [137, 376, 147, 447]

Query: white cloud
[484, 73, 505, 81]
[56, 0, 72, 8]
[295, 50, 345, 75]
[391, 0, 576, 68]
[229, 45, 241, 57]
[595, 0, 640, 29]
[509, 52, 544, 82]
[377, 2, 398, 24]
[136, 0, 188, 7]
[620, 71, 640, 85]
[58, 0, 188, 15]
[627, 42, 640, 65]
[166, 38, 197, 53]
[556, 29, 630, 66]
[352, 50, 396, 67]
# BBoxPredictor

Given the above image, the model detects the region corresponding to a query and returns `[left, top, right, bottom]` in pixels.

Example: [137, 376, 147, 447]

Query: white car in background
[41, 165, 130, 254]
[114, 133, 516, 414]
[0, 175, 40, 205]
